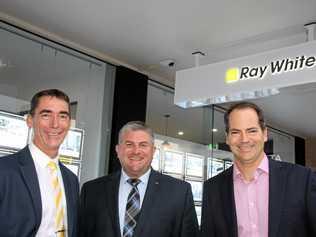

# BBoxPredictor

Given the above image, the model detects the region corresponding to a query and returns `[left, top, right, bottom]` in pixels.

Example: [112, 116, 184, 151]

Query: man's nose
[50, 115, 59, 128]
[131, 144, 143, 154]
[240, 131, 249, 142]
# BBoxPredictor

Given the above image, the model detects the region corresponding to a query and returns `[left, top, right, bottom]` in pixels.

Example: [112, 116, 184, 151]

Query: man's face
[27, 96, 70, 158]
[226, 108, 267, 166]
[116, 130, 155, 178]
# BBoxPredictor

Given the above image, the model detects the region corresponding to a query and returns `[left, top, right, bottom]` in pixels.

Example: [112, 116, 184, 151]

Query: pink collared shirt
[233, 155, 269, 237]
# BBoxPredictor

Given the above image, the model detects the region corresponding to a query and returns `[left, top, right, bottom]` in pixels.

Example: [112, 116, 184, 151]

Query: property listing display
[151, 142, 233, 225]
[0, 111, 84, 179]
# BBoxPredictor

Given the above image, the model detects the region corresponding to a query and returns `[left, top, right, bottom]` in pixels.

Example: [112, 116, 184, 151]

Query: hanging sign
[175, 40, 316, 108]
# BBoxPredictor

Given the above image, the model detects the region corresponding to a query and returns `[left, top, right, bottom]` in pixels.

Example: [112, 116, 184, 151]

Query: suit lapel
[106, 171, 121, 237]
[133, 170, 160, 237]
[268, 159, 286, 237]
[18, 147, 42, 231]
[222, 167, 238, 237]
[60, 164, 74, 237]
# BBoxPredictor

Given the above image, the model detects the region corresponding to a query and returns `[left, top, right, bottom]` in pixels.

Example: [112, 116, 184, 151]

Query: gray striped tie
[123, 179, 141, 237]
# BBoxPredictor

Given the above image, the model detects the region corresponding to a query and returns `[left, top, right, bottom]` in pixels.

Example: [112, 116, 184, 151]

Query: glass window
[145, 81, 299, 227]
[0, 22, 114, 183]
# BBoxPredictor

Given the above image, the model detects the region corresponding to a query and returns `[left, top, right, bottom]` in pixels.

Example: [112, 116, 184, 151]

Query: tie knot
[47, 161, 58, 172]
[127, 178, 140, 187]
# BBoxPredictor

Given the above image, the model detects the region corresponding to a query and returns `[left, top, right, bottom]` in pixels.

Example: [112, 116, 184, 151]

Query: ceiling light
[0, 59, 14, 69]
[175, 88, 280, 108]
[178, 131, 184, 135]
[212, 128, 218, 132]
[0, 59, 8, 68]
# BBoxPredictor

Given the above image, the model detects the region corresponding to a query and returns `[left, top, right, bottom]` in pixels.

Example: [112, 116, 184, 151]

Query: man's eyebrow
[229, 128, 240, 131]
[246, 127, 259, 131]
[39, 109, 52, 114]
[39, 110, 70, 116]
[59, 111, 70, 116]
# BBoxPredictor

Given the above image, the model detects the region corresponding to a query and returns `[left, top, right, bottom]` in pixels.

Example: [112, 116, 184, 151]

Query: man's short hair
[118, 121, 154, 144]
[224, 101, 266, 133]
[29, 89, 71, 116]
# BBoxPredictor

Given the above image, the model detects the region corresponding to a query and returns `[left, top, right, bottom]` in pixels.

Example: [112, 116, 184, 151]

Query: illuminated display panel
[224, 160, 233, 170]
[208, 158, 224, 178]
[185, 153, 204, 178]
[151, 148, 160, 171]
[163, 150, 184, 175]
[186, 179, 203, 202]
[0, 111, 29, 151]
[59, 129, 83, 159]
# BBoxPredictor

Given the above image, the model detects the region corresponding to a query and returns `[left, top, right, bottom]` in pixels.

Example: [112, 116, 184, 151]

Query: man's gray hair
[118, 121, 155, 144]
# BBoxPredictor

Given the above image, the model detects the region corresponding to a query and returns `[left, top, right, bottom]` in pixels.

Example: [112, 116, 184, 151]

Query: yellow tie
[47, 161, 65, 237]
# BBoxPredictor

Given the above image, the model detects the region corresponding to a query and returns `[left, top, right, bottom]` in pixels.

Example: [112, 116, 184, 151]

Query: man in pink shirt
[200, 101, 316, 237]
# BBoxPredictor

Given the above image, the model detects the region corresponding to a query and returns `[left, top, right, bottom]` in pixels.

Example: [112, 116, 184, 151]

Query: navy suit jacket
[0, 146, 79, 237]
[200, 158, 316, 237]
[79, 169, 199, 237]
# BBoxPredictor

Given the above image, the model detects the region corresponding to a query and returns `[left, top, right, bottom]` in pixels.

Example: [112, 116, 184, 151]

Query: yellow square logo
[225, 68, 239, 83]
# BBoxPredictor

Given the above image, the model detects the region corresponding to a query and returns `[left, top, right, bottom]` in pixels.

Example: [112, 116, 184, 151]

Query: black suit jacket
[200, 158, 316, 237]
[0, 146, 80, 237]
[79, 169, 199, 237]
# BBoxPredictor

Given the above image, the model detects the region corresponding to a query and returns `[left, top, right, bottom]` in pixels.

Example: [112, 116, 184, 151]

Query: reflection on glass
[208, 158, 224, 178]
[59, 129, 83, 159]
[186, 179, 203, 202]
[186, 154, 204, 178]
[64, 164, 79, 176]
[151, 148, 160, 171]
[60, 157, 80, 178]
[224, 160, 233, 170]
[268, 154, 282, 161]
[195, 205, 201, 226]
[163, 173, 183, 180]
[163, 150, 184, 174]
[0, 111, 29, 150]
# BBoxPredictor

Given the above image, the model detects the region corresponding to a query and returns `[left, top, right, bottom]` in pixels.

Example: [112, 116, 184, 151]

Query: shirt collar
[29, 142, 59, 169]
[121, 168, 151, 186]
[233, 154, 269, 181]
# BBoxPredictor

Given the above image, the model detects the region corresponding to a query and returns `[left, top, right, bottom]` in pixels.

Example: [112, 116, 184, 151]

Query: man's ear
[115, 144, 120, 158]
[264, 128, 268, 142]
[26, 114, 33, 129]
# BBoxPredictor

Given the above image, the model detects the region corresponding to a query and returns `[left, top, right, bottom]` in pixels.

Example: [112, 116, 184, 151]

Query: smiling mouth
[47, 131, 63, 137]
[238, 145, 254, 152]
[129, 156, 143, 161]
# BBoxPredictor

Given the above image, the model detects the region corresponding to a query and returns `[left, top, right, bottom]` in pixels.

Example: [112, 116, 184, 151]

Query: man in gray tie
[79, 121, 199, 237]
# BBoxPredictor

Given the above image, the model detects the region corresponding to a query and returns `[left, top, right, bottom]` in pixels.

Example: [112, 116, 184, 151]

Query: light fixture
[161, 114, 171, 149]
[212, 128, 218, 132]
[178, 131, 184, 136]
[0, 58, 13, 69]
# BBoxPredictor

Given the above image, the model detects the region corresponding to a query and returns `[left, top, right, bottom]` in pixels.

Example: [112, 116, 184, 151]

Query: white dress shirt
[118, 169, 151, 236]
[29, 142, 68, 237]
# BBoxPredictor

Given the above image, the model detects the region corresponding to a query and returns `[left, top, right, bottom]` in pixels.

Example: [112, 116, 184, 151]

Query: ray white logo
[225, 55, 316, 84]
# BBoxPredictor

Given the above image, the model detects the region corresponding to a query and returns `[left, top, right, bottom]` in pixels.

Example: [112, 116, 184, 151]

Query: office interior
[1, 5, 316, 222]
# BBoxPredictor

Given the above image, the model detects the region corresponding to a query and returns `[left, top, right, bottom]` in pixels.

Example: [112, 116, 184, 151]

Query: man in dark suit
[0, 89, 79, 237]
[79, 121, 198, 237]
[201, 101, 316, 237]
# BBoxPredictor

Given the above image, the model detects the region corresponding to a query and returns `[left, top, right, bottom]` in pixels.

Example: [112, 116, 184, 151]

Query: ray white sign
[226, 55, 316, 83]
[175, 41, 316, 108]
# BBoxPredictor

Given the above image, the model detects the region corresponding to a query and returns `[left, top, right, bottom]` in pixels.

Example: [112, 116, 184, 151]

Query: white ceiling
[1, 0, 316, 138]
[1, 0, 316, 84]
